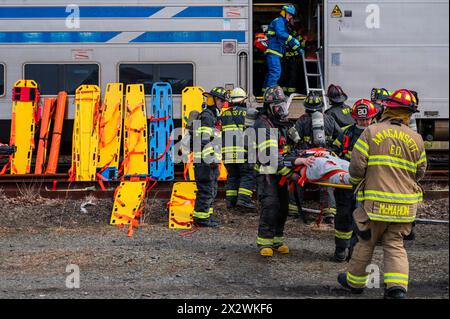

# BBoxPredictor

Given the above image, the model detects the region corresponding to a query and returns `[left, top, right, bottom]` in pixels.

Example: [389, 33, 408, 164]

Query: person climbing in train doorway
[262, 4, 305, 93]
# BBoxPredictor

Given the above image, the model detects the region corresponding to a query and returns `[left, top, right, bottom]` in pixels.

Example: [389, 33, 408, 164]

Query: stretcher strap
[149, 115, 171, 122]
[99, 102, 121, 148]
[119, 125, 145, 176]
[0, 155, 12, 175]
[183, 153, 194, 181]
[96, 153, 118, 190]
[170, 217, 192, 226]
[148, 135, 173, 163]
[68, 163, 76, 182]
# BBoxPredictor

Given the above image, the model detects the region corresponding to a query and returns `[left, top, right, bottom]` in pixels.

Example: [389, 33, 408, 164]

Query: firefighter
[221, 87, 256, 210]
[193, 87, 230, 227]
[294, 92, 342, 223]
[279, 23, 306, 95]
[338, 89, 427, 299]
[254, 85, 299, 257]
[325, 84, 355, 129]
[331, 99, 378, 262]
[262, 4, 305, 92]
[371, 88, 392, 122]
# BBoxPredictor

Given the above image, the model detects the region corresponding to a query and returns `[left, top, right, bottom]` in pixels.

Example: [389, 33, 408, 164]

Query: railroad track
[0, 169, 447, 200]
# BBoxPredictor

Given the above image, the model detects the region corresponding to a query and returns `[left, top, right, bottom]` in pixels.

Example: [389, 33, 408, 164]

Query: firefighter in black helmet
[325, 84, 355, 129]
[254, 85, 299, 257]
[293, 92, 342, 223]
[193, 87, 230, 227]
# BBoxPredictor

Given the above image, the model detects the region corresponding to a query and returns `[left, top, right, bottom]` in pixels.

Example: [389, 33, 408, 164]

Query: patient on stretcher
[290, 148, 350, 186]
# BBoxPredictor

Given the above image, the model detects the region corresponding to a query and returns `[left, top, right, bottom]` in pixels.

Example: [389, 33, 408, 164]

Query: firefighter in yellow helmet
[221, 87, 256, 210]
[337, 89, 427, 299]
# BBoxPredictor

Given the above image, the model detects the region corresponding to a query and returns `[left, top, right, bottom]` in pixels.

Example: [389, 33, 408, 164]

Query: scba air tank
[312, 111, 326, 147]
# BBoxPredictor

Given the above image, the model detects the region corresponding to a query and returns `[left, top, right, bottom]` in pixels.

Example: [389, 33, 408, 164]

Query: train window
[24, 64, 99, 95]
[119, 63, 194, 95]
[0, 64, 5, 97]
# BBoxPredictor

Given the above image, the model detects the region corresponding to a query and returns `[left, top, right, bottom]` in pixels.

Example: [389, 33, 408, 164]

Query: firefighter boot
[274, 244, 290, 254]
[337, 273, 364, 294]
[259, 247, 274, 257]
[384, 286, 407, 299]
[236, 199, 256, 210]
[334, 247, 347, 262]
[226, 199, 237, 209]
[194, 217, 220, 228]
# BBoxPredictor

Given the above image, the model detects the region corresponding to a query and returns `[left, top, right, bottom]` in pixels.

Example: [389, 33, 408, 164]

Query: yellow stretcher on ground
[110, 84, 148, 236]
[71, 85, 101, 181]
[97, 83, 124, 180]
[110, 180, 148, 236]
[8, 80, 39, 174]
[168, 182, 197, 229]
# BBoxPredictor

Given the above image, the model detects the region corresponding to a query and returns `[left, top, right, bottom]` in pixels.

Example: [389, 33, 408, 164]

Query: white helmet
[230, 87, 247, 104]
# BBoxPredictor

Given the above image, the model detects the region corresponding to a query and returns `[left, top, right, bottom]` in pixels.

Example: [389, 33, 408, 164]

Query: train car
[0, 0, 448, 149]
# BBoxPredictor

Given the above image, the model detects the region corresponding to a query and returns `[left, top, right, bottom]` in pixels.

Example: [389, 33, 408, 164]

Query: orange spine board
[35, 98, 55, 174]
[45, 92, 67, 174]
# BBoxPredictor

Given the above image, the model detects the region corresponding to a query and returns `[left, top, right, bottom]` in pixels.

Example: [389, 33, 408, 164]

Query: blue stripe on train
[0, 6, 224, 19]
[0, 32, 120, 43]
[173, 6, 223, 18]
[131, 31, 246, 43]
[0, 31, 246, 43]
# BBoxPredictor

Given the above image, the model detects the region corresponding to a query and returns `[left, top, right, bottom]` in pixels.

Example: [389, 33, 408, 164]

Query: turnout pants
[256, 174, 289, 247]
[280, 56, 299, 94]
[347, 211, 413, 291]
[193, 163, 219, 220]
[320, 186, 336, 217]
[334, 188, 356, 249]
[263, 53, 282, 91]
[224, 163, 255, 205]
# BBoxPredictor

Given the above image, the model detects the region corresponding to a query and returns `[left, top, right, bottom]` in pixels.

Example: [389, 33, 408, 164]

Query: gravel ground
[0, 193, 448, 299]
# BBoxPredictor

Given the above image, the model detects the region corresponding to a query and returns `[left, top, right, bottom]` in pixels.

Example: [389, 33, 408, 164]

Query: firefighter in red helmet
[338, 89, 427, 299]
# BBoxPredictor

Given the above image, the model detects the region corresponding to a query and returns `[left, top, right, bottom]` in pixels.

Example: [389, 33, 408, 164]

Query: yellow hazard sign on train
[331, 5, 343, 18]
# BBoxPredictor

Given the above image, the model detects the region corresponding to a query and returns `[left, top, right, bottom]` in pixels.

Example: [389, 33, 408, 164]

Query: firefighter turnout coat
[349, 117, 427, 223]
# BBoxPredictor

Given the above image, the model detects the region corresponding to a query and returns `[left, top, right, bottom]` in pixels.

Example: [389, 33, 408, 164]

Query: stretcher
[122, 84, 148, 176]
[97, 83, 124, 180]
[168, 182, 197, 229]
[45, 92, 67, 175]
[180, 86, 228, 181]
[149, 82, 174, 181]
[110, 180, 148, 236]
[70, 85, 101, 181]
[183, 154, 228, 181]
[111, 84, 149, 237]
[35, 97, 56, 174]
[3, 80, 40, 175]
[283, 152, 353, 190]
[181, 86, 204, 135]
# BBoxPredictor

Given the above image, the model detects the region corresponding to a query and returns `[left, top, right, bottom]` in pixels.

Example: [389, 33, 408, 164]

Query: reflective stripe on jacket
[221, 105, 247, 164]
[267, 17, 301, 57]
[349, 117, 427, 222]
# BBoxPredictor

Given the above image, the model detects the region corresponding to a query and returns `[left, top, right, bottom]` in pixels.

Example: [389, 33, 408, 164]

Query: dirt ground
[0, 192, 448, 299]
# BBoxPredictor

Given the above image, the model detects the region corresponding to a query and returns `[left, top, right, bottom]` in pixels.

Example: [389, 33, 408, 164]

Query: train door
[251, 0, 324, 99]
